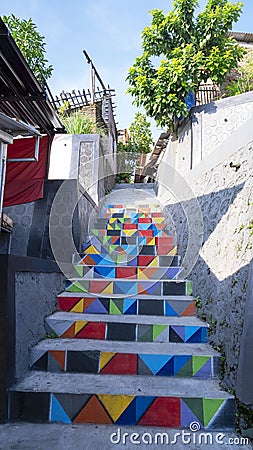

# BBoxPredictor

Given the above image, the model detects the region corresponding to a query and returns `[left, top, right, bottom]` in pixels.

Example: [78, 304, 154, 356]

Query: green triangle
[102, 236, 110, 244]
[119, 218, 125, 223]
[117, 255, 126, 263]
[91, 229, 99, 236]
[109, 245, 118, 253]
[192, 356, 210, 376]
[74, 265, 83, 277]
[182, 398, 204, 425]
[139, 327, 153, 342]
[153, 325, 168, 340]
[110, 300, 122, 315]
[186, 281, 192, 295]
[113, 299, 124, 312]
[176, 358, 193, 377]
[67, 281, 88, 293]
[114, 224, 121, 230]
[203, 398, 225, 427]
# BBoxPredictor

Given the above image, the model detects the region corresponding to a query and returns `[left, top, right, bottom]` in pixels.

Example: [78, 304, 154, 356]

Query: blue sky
[1, 1, 252, 138]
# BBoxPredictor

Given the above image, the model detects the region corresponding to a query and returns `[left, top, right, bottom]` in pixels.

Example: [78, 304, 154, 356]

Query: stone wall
[15, 271, 65, 378]
[161, 142, 253, 391]
[156, 94, 253, 396]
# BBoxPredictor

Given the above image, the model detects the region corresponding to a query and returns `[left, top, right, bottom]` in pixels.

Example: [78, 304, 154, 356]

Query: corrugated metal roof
[227, 31, 253, 43]
[0, 18, 64, 134]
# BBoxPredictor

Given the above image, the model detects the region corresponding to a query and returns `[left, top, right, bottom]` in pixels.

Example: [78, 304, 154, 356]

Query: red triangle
[83, 298, 97, 310]
[81, 255, 96, 265]
[90, 280, 110, 294]
[101, 353, 137, 375]
[138, 397, 181, 427]
[76, 322, 106, 340]
[49, 350, 66, 370]
[57, 297, 81, 312]
[138, 256, 154, 266]
[181, 301, 197, 317]
[61, 323, 75, 338]
[73, 395, 113, 424]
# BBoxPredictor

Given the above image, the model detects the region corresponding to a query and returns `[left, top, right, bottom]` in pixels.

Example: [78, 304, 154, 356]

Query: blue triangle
[193, 359, 212, 378]
[123, 299, 137, 314]
[50, 394, 71, 423]
[174, 355, 192, 375]
[136, 396, 156, 422]
[116, 398, 137, 425]
[84, 299, 108, 314]
[171, 325, 185, 341]
[156, 358, 174, 376]
[185, 326, 201, 341]
[139, 354, 173, 375]
[128, 257, 138, 266]
[165, 302, 179, 317]
[181, 400, 202, 428]
[94, 266, 115, 278]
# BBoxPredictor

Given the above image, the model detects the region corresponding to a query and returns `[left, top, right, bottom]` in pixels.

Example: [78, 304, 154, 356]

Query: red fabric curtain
[3, 135, 51, 207]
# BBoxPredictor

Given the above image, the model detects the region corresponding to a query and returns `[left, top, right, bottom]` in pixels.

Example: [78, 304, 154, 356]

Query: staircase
[9, 187, 235, 429]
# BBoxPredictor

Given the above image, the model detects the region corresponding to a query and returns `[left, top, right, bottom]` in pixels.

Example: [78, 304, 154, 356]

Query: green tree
[2, 14, 53, 81]
[129, 112, 153, 153]
[127, 0, 245, 129]
[225, 50, 253, 96]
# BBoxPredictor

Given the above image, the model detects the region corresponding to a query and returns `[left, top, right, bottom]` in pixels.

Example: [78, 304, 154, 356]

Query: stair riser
[66, 280, 192, 296]
[72, 266, 181, 280]
[31, 350, 220, 379]
[57, 297, 197, 317]
[73, 254, 180, 267]
[9, 392, 235, 429]
[46, 319, 208, 343]
[82, 246, 176, 256]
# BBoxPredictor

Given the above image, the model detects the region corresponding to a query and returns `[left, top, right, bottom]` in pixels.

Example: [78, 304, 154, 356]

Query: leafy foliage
[225, 50, 253, 96]
[127, 0, 245, 128]
[2, 14, 53, 81]
[60, 110, 106, 136]
[129, 112, 153, 153]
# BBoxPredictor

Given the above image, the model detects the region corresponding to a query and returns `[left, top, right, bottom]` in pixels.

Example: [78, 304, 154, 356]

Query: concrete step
[9, 372, 235, 429]
[65, 279, 192, 297]
[45, 312, 208, 343]
[31, 339, 220, 379]
[57, 295, 197, 317]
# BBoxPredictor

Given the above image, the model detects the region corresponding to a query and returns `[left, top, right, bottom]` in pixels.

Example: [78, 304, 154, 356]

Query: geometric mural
[10, 197, 235, 429]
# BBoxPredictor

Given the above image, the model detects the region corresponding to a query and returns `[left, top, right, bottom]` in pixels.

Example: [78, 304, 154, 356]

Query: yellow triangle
[147, 238, 155, 245]
[123, 229, 136, 237]
[138, 268, 149, 280]
[98, 395, 135, 421]
[74, 320, 88, 335]
[168, 247, 177, 256]
[70, 299, 84, 313]
[109, 218, 117, 223]
[148, 256, 159, 267]
[100, 352, 115, 371]
[86, 245, 99, 254]
[102, 282, 114, 295]
[153, 217, 164, 223]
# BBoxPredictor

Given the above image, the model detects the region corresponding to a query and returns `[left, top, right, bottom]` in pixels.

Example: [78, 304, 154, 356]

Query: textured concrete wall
[168, 91, 253, 173]
[15, 271, 65, 378]
[158, 140, 253, 393]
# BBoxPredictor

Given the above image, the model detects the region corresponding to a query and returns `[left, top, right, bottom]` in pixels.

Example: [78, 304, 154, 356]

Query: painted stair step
[72, 254, 180, 267]
[57, 296, 197, 317]
[31, 339, 220, 378]
[9, 372, 235, 429]
[81, 245, 176, 257]
[71, 266, 181, 281]
[65, 279, 192, 297]
[45, 312, 208, 343]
